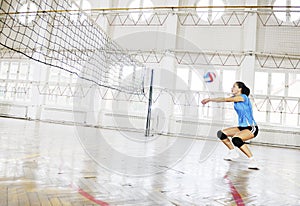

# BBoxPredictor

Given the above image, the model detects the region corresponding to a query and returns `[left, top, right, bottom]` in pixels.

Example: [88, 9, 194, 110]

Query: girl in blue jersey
[201, 82, 259, 169]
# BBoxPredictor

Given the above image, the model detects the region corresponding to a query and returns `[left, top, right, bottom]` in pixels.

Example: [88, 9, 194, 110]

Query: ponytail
[235, 81, 250, 96]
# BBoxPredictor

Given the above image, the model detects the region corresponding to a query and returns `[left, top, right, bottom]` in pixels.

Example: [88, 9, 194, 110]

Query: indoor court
[1, 0, 300, 206]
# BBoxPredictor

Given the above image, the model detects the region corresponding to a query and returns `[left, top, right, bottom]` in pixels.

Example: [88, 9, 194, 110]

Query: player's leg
[232, 129, 254, 158]
[232, 127, 259, 169]
[233, 126, 259, 157]
[218, 127, 240, 149]
[218, 127, 240, 160]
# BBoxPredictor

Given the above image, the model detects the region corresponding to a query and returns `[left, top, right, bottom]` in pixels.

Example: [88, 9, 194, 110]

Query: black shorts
[238, 126, 259, 137]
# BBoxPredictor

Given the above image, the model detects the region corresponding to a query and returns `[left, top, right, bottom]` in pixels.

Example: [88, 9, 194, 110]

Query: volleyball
[203, 71, 216, 83]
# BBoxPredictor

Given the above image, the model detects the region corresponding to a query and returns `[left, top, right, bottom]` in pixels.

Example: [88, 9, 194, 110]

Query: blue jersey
[234, 94, 257, 127]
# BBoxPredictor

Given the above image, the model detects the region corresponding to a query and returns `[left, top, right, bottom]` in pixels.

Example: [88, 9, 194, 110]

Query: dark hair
[235, 81, 250, 96]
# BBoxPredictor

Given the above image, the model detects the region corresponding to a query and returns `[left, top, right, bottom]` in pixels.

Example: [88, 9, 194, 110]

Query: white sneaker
[223, 149, 239, 161]
[248, 157, 259, 170]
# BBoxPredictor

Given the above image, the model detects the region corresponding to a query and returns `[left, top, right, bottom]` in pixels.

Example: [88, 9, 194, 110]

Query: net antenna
[0, 0, 145, 95]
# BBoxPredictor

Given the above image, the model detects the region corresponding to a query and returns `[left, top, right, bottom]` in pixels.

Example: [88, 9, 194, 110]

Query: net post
[145, 69, 154, 137]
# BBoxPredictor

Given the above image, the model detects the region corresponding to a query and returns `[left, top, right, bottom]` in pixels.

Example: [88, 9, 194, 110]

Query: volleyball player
[201, 81, 259, 169]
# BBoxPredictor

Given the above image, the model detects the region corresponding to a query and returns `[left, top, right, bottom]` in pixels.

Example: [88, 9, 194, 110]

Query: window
[46, 68, 76, 106]
[128, 0, 154, 22]
[18, 1, 38, 24]
[19, 63, 30, 80]
[70, 0, 91, 22]
[269, 100, 282, 124]
[0, 61, 32, 101]
[176, 68, 189, 90]
[122, 66, 134, 80]
[270, 73, 285, 96]
[253, 71, 300, 127]
[49, 69, 60, 82]
[190, 69, 203, 91]
[253, 97, 267, 123]
[9, 62, 19, 80]
[222, 70, 236, 93]
[254, 72, 268, 95]
[288, 73, 300, 97]
[0, 62, 9, 79]
[274, 0, 300, 22]
[285, 100, 299, 127]
[197, 0, 225, 22]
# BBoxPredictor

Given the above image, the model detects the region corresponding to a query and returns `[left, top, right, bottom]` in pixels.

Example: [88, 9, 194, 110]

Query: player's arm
[201, 96, 244, 105]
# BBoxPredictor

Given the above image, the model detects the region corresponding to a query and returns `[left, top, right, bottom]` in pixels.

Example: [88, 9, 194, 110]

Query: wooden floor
[0, 117, 300, 206]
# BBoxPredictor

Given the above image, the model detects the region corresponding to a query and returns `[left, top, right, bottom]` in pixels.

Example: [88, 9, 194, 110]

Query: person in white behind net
[201, 81, 259, 170]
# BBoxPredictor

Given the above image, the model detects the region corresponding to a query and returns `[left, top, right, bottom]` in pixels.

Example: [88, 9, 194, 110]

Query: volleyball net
[0, 0, 145, 95]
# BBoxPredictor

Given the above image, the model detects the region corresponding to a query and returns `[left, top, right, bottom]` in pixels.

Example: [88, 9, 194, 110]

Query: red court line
[224, 175, 245, 206]
[71, 184, 110, 206]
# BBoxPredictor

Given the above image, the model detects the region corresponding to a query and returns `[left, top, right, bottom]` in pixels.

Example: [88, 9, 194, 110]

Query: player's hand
[201, 98, 210, 105]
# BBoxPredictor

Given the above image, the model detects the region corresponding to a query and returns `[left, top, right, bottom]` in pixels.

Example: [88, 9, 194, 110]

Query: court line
[224, 175, 245, 206]
[70, 183, 109, 206]
[0, 154, 40, 163]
